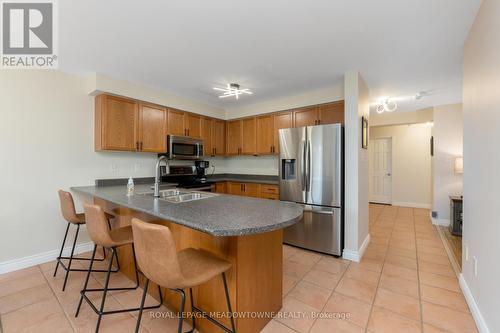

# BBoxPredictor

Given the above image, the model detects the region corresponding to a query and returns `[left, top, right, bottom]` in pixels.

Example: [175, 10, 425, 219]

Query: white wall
[370, 108, 434, 127]
[432, 104, 463, 223]
[208, 156, 278, 175]
[0, 70, 221, 266]
[343, 71, 370, 262]
[462, 1, 500, 332]
[88, 73, 226, 119]
[370, 124, 432, 208]
[225, 84, 344, 119]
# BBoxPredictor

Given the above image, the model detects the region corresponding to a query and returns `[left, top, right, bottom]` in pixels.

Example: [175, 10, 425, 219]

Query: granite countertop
[71, 184, 302, 237]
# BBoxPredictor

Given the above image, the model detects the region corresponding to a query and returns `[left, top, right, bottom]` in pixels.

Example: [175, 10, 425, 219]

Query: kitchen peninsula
[72, 184, 303, 333]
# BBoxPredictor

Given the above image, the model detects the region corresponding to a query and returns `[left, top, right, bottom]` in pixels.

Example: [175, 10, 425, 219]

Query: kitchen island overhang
[71, 185, 303, 333]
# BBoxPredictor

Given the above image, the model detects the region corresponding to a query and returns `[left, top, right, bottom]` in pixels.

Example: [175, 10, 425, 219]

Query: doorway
[369, 137, 392, 204]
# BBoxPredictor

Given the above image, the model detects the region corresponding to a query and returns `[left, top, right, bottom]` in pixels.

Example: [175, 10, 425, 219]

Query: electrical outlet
[473, 256, 478, 277]
[110, 163, 118, 175]
[464, 244, 469, 261]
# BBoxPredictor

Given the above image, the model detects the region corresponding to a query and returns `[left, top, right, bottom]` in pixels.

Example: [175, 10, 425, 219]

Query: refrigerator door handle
[306, 140, 312, 192]
[301, 140, 307, 191]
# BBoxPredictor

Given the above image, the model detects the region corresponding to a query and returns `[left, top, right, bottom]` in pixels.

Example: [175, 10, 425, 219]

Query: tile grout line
[413, 209, 426, 333]
[38, 264, 78, 333]
[363, 206, 396, 333]
[305, 256, 351, 333]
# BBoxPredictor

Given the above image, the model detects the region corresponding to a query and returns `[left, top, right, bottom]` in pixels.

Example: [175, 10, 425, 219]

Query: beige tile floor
[0, 205, 478, 333]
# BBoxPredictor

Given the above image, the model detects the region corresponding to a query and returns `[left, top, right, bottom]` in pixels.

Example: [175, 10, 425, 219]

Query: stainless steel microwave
[166, 135, 204, 160]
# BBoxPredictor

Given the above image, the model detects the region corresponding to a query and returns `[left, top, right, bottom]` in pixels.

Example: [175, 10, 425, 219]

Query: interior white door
[369, 138, 392, 204]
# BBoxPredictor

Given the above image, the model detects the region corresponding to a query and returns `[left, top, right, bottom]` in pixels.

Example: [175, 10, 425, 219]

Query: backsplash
[207, 155, 279, 176]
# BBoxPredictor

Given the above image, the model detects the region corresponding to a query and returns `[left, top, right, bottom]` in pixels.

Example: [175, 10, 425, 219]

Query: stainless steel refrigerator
[279, 123, 343, 256]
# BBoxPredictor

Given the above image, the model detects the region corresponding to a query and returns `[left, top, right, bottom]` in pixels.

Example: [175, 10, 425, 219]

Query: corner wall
[462, 0, 500, 331]
[431, 104, 463, 224]
[343, 71, 370, 261]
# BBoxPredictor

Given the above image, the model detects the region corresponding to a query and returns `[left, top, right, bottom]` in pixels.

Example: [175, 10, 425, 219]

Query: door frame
[369, 136, 393, 205]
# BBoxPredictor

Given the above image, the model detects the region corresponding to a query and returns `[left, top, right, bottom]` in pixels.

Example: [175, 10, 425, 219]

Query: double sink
[138, 188, 216, 203]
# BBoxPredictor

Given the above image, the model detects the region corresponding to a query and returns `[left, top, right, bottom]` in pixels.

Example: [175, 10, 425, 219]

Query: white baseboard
[343, 234, 371, 263]
[392, 201, 431, 209]
[459, 274, 490, 333]
[432, 217, 450, 226]
[0, 242, 94, 275]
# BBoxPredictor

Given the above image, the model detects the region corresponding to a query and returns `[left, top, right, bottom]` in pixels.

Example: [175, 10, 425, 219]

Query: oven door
[167, 135, 204, 160]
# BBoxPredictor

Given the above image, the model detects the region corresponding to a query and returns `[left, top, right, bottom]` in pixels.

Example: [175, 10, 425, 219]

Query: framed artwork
[361, 116, 368, 149]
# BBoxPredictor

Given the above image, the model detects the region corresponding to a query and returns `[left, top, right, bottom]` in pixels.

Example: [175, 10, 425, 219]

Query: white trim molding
[459, 274, 491, 333]
[0, 242, 94, 274]
[392, 201, 431, 209]
[343, 234, 371, 262]
[432, 217, 450, 227]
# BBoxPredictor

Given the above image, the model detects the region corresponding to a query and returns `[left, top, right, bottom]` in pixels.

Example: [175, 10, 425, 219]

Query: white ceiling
[59, 0, 481, 112]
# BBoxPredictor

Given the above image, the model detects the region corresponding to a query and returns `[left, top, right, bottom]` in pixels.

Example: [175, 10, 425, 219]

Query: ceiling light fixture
[213, 83, 252, 99]
[376, 98, 398, 114]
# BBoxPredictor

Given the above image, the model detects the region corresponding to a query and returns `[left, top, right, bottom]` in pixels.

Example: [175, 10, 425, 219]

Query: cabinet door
[200, 117, 212, 156]
[215, 182, 227, 194]
[185, 113, 201, 138]
[227, 182, 243, 196]
[138, 103, 166, 152]
[319, 101, 344, 125]
[256, 115, 274, 155]
[294, 106, 319, 127]
[242, 183, 261, 198]
[97, 95, 138, 151]
[241, 117, 257, 155]
[167, 109, 185, 136]
[273, 111, 293, 154]
[212, 119, 226, 156]
[226, 120, 242, 155]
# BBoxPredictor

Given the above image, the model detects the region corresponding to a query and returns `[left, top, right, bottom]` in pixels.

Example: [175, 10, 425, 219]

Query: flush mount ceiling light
[213, 83, 253, 99]
[376, 98, 398, 114]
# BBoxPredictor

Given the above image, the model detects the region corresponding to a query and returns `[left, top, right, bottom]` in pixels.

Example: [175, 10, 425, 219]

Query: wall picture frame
[361, 116, 368, 149]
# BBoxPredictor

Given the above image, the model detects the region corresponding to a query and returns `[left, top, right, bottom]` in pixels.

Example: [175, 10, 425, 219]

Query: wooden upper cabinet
[167, 109, 185, 136]
[200, 117, 212, 156]
[95, 95, 138, 151]
[226, 120, 242, 155]
[319, 101, 344, 125]
[138, 103, 166, 152]
[273, 111, 293, 154]
[185, 113, 201, 138]
[294, 106, 319, 127]
[256, 115, 274, 155]
[241, 117, 257, 155]
[212, 119, 226, 156]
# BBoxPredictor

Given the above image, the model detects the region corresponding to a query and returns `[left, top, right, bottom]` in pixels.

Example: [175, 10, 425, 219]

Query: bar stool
[131, 218, 236, 333]
[76, 204, 163, 332]
[55, 190, 118, 291]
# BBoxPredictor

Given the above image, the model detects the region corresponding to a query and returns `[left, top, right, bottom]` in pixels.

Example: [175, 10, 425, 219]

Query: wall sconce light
[454, 157, 463, 174]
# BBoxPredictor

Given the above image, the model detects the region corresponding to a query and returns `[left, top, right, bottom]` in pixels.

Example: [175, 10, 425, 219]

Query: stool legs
[62, 223, 80, 291]
[138, 272, 236, 333]
[53, 223, 71, 277]
[54, 220, 115, 292]
[77, 244, 163, 333]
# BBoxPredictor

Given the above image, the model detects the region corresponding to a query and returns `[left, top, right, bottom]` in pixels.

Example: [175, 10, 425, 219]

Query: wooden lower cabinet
[218, 182, 279, 200]
[94, 198, 283, 333]
[214, 182, 227, 194]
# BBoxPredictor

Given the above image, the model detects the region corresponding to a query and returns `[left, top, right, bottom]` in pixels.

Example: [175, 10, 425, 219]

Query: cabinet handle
[136, 141, 139, 151]
[214, 148, 217, 155]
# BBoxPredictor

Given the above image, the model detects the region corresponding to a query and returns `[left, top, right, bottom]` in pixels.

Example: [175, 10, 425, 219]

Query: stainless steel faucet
[154, 155, 169, 197]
